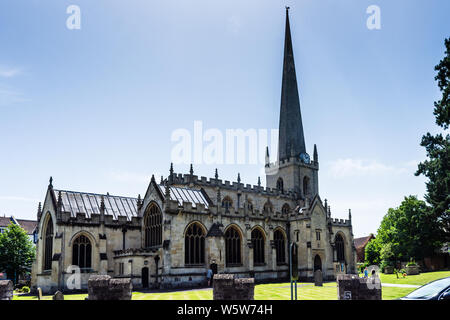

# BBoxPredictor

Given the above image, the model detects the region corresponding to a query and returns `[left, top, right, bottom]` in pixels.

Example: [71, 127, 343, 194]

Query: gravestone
[337, 274, 381, 300]
[53, 291, 64, 300]
[213, 274, 254, 300]
[0, 280, 13, 300]
[314, 270, 323, 286]
[87, 275, 132, 300]
[37, 287, 43, 300]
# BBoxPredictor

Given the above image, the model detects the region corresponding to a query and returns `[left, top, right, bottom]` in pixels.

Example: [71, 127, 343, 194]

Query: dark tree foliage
[416, 38, 450, 241]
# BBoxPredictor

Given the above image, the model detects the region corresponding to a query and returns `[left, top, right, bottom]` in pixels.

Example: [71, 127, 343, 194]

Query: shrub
[21, 286, 30, 293]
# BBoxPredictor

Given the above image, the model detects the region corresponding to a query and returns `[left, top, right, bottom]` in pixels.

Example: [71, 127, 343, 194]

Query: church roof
[54, 189, 138, 220]
[156, 184, 210, 209]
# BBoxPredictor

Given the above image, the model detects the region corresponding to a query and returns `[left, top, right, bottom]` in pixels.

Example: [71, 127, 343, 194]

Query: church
[31, 9, 356, 293]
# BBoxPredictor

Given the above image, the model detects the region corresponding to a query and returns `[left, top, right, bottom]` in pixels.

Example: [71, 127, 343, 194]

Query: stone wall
[0, 280, 13, 300]
[87, 275, 132, 300]
[213, 274, 254, 300]
[337, 274, 381, 300]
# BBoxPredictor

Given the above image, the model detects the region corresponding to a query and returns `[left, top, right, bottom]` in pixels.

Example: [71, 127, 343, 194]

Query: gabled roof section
[354, 234, 375, 249]
[156, 184, 210, 209]
[54, 189, 138, 221]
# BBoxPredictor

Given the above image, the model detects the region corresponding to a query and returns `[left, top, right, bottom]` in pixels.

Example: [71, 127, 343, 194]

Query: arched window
[251, 228, 265, 265]
[144, 203, 162, 247]
[336, 234, 345, 262]
[282, 203, 290, 215]
[276, 178, 284, 193]
[72, 235, 92, 269]
[274, 229, 286, 265]
[263, 201, 273, 214]
[222, 197, 233, 213]
[303, 176, 310, 197]
[225, 226, 241, 266]
[185, 223, 205, 265]
[43, 215, 53, 271]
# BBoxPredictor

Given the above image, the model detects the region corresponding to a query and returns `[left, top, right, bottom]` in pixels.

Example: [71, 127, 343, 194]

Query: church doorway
[314, 255, 322, 272]
[141, 267, 149, 288]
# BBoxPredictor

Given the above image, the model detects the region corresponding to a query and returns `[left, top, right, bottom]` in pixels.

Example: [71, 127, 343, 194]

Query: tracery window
[144, 203, 162, 247]
[72, 235, 92, 269]
[43, 215, 53, 271]
[225, 226, 241, 266]
[274, 229, 286, 265]
[185, 223, 205, 265]
[251, 228, 265, 265]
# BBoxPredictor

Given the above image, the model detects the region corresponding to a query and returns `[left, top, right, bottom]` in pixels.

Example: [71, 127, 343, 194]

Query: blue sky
[0, 0, 449, 237]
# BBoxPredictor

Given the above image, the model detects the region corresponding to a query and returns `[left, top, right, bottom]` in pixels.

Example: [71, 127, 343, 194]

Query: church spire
[278, 7, 306, 162]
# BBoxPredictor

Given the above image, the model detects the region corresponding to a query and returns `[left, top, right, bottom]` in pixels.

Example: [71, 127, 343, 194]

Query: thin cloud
[326, 158, 409, 178]
[227, 15, 242, 34]
[0, 66, 22, 78]
[0, 84, 29, 106]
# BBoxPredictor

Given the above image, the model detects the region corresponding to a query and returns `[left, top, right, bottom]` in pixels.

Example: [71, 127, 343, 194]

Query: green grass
[13, 282, 416, 301]
[378, 270, 450, 286]
[16, 271, 449, 301]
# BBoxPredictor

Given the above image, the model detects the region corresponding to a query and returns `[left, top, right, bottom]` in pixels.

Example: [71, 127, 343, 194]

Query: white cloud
[326, 158, 410, 178]
[0, 66, 22, 78]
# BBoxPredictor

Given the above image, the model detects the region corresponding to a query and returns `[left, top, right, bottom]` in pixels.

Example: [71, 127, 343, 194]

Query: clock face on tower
[300, 153, 310, 164]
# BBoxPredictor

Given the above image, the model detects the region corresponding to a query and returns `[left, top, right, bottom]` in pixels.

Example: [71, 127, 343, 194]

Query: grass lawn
[13, 281, 416, 301]
[378, 270, 450, 286]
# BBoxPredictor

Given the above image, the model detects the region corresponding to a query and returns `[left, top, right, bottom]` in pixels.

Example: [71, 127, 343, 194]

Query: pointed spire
[215, 168, 218, 180]
[151, 174, 155, 183]
[57, 191, 62, 208]
[189, 164, 194, 175]
[100, 196, 106, 213]
[37, 202, 42, 220]
[169, 163, 174, 184]
[165, 183, 171, 199]
[237, 173, 241, 184]
[278, 7, 306, 161]
[313, 144, 318, 163]
[348, 209, 352, 221]
[265, 146, 270, 167]
[49, 176, 53, 188]
[257, 176, 261, 187]
[137, 194, 142, 210]
[160, 176, 164, 184]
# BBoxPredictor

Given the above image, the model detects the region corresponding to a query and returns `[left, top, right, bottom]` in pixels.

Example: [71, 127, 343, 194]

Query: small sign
[344, 291, 352, 300]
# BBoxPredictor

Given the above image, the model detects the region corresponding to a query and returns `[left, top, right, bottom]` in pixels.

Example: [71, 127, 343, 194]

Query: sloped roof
[354, 234, 375, 249]
[156, 185, 210, 209]
[0, 216, 37, 234]
[54, 189, 138, 220]
[16, 219, 37, 234]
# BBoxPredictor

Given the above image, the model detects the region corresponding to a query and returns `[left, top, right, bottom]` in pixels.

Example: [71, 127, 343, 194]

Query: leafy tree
[0, 223, 35, 284]
[364, 238, 380, 265]
[376, 196, 441, 261]
[416, 38, 450, 241]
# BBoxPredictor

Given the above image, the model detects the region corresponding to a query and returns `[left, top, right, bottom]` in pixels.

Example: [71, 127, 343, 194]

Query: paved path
[381, 283, 420, 288]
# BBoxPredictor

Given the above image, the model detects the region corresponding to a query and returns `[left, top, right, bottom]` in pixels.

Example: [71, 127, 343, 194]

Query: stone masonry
[0, 280, 13, 300]
[87, 275, 132, 300]
[213, 274, 254, 300]
[337, 274, 381, 300]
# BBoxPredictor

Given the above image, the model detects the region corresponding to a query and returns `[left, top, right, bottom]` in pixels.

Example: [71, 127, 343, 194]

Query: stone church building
[31, 9, 356, 293]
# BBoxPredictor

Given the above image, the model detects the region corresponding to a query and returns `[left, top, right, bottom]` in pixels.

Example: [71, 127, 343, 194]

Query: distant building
[354, 234, 375, 263]
[0, 215, 38, 243]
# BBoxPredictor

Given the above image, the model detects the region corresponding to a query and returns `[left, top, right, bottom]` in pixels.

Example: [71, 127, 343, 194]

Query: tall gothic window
[43, 215, 53, 271]
[144, 203, 162, 247]
[225, 226, 241, 266]
[72, 235, 92, 269]
[251, 228, 265, 265]
[303, 176, 310, 197]
[222, 196, 233, 213]
[336, 234, 345, 262]
[276, 178, 284, 193]
[274, 230, 286, 265]
[185, 223, 205, 265]
[282, 203, 290, 215]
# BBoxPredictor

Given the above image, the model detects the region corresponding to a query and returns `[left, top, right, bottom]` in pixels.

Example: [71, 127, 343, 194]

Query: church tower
[266, 7, 319, 200]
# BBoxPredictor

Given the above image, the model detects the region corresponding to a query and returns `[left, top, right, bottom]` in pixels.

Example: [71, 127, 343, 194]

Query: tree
[364, 238, 380, 266]
[0, 223, 35, 284]
[416, 37, 450, 241]
[376, 196, 441, 261]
